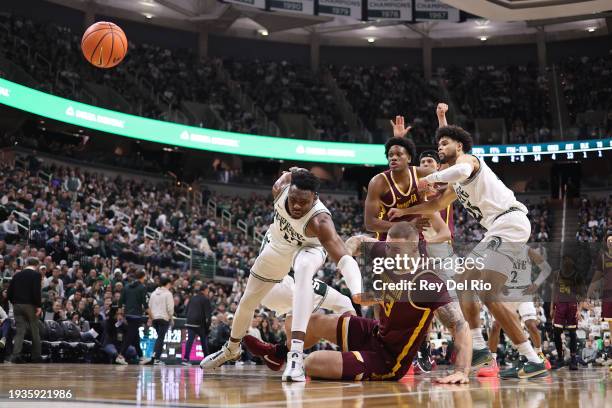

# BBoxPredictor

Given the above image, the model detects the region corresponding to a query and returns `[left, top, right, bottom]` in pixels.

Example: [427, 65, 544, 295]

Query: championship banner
[367, 0, 412, 21]
[318, 0, 362, 18]
[224, 0, 266, 9]
[414, 0, 459, 21]
[270, 0, 314, 14]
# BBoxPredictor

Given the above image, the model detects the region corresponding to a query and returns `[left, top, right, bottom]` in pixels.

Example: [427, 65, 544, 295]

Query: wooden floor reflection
[0, 364, 611, 407]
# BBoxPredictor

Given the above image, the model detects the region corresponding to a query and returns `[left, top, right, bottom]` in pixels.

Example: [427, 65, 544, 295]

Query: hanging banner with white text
[319, 0, 362, 19]
[270, 0, 315, 14]
[414, 0, 459, 21]
[367, 0, 412, 21]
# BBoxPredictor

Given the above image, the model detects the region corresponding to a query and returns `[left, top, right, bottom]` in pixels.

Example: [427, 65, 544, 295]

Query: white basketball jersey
[451, 156, 527, 230]
[268, 185, 330, 248]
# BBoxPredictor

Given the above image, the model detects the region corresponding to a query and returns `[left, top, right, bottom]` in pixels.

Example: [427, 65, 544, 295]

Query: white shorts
[469, 210, 531, 282]
[261, 275, 355, 316]
[250, 239, 326, 283]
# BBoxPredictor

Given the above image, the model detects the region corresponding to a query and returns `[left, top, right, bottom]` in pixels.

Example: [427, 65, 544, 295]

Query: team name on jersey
[454, 184, 483, 222]
[513, 259, 528, 271]
[396, 194, 419, 209]
[274, 209, 305, 246]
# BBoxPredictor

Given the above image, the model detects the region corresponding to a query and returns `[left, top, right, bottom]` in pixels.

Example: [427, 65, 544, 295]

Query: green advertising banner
[0, 78, 610, 165]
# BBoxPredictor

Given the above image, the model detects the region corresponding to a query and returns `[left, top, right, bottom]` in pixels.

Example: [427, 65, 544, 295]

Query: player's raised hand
[435, 371, 469, 384]
[436, 103, 448, 118]
[389, 115, 411, 138]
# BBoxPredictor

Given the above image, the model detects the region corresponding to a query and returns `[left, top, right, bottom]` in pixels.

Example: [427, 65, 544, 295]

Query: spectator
[7, 257, 42, 363]
[182, 285, 212, 365]
[142, 276, 174, 365]
[578, 338, 598, 366]
[596, 338, 612, 367]
[103, 308, 135, 365]
[1, 214, 19, 244]
[119, 270, 148, 362]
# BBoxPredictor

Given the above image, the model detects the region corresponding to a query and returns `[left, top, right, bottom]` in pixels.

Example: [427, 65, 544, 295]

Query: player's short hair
[419, 150, 440, 164]
[436, 125, 473, 153]
[385, 137, 416, 161]
[388, 222, 419, 240]
[291, 169, 320, 193]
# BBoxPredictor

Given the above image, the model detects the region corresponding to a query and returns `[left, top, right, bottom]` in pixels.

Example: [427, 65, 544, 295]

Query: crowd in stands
[1, 14, 611, 146]
[559, 54, 612, 139]
[329, 64, 440, 144]
[576, 196, 612, 242]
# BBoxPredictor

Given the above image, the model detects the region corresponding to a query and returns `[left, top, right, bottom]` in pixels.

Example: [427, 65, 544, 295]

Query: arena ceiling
[50, 0, 611, 47]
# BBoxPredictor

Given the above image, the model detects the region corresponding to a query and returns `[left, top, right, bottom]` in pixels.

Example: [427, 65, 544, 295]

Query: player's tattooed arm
[435, 302, 472, 384]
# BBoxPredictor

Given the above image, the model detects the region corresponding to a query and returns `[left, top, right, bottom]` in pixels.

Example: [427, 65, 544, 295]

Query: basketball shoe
[200, 342, 242, 369]
[282, 351, 306, 382]
[538, 352, 552, 370]
[471, 348, 494, 370]
[499, 356, 549, 379]
[476, 358, 500, 377]
[242, 335, 285, 371]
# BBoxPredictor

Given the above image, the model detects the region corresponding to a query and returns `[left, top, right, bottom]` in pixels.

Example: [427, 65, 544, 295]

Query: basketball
[81, 21, 127, 68]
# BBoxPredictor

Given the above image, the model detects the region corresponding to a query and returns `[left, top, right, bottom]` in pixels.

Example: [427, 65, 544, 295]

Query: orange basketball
[81, 21, 127, 69]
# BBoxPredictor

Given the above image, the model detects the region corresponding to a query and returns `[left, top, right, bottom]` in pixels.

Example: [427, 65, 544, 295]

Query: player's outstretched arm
[307, 213, 363, 300]
[364, 175, 395, 233]
[436, 103, 448, 128]
[388, 187, 457, 219]
[434, 302, 472, 384]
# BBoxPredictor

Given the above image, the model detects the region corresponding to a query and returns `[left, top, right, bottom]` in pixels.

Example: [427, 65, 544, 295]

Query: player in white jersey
[200, 168, 364, 382]
[479, 245, 553, 376]
[388, 125, 549, 379]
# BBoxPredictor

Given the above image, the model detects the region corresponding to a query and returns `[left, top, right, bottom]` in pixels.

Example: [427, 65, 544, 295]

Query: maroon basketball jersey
[555, 275, 579, 303]
[376, 167, 423, 241]
[602, 252, 612, 301]
[371, 270, 450, 380]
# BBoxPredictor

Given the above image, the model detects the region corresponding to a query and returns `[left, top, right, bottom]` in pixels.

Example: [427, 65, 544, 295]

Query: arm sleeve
[533, 261, 552, 286]
[424, 162, 473, 184]
[337, 255, 362, 295]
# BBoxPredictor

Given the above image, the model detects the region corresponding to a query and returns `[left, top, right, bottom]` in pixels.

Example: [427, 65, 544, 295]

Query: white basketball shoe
[200, 342, 242, 369]
[281, 351, 306, 382]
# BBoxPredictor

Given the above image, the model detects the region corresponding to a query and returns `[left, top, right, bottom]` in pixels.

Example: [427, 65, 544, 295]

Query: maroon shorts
[602, 302, 612, 320]
[336, 314, 409, 381]
[553, 303, 578, 328]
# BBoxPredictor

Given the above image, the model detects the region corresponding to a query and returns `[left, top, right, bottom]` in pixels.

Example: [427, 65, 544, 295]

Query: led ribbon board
[0, 78, 610, 164]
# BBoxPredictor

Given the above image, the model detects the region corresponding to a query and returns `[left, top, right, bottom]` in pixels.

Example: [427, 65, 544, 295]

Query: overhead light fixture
[367, 37, 376, 43]
[144, 13, 153, 19]
[475, 19, 490, 29]
[258, 29, 269, 36]
[586, 27, 596, 32]
[479, 36, 488, 42]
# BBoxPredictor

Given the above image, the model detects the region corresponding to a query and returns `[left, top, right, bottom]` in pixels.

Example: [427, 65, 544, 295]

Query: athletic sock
[472, 328, 487, 350]
[517, 341, 541, 364]
[227, 340, 240, 352]
[492, 352, 497, 361]
[290, 339, 304, 353]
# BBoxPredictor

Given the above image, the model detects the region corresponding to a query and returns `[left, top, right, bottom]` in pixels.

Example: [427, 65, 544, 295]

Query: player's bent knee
[305, 351, 343, 379]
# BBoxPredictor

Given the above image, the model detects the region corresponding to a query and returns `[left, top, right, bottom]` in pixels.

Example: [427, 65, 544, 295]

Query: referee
[7, 257, 42, 363]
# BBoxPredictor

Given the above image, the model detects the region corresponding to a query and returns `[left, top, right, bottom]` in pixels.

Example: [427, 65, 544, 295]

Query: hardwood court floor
[0, 364, 611, 407]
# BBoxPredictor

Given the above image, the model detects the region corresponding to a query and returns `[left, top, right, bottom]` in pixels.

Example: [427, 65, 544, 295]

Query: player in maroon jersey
[364, 136, 436, 241]
[551, 254, 585, 370]
[300, 222, 472, 383]
[588, 232, 612, 324]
